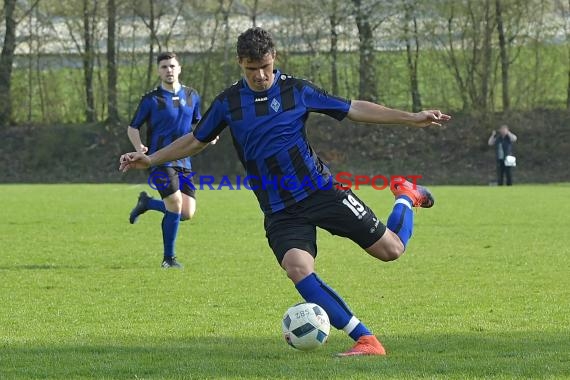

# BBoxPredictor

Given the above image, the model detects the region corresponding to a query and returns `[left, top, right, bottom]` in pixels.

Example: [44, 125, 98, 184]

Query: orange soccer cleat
[390, 177, 435, 208]
[337, 335, 387, 357]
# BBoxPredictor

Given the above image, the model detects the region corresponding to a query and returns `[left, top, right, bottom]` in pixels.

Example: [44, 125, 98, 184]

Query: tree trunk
[251, 0, 258, 27]
[445, 9, 470, 110]
[27, 10, 34, 123]
[200, 0, 224, 103]
[352, 0, 377, 101]
[567, 39, 570, 109]
[83, 0, 96, 122]
[0, 0, 17, 127]
[403, 0, 422, 112]
[329, 0, 339, 95]
[146, 0, 156, 90]
[567, 0, 570, 109]
[479, 0, 493, 111]
[222, 1, 234, 85]
[495, 0, 510, 111]
[107, 0, 120, 124]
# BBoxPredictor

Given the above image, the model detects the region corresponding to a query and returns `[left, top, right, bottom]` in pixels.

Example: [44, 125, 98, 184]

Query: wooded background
[0, 0, 568, 184]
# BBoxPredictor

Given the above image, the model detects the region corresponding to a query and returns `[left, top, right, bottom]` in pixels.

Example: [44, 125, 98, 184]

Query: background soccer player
[126, 52, 202, 269]
[120, 28, 451, 355]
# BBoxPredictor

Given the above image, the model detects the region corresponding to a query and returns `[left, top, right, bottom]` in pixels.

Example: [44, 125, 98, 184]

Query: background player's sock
[386, 195, 414, 248]
[147, 198, 166, 213]
[162, 211, 180, 258]
[295, 273, 372, 341]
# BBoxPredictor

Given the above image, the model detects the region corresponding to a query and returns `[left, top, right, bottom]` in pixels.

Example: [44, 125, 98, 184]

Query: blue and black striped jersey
[130, 85, 201, 169]
[193, 70, 351, 214]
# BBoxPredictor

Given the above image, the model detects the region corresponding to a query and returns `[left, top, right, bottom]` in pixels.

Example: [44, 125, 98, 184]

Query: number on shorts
[342, 194, 367, 219]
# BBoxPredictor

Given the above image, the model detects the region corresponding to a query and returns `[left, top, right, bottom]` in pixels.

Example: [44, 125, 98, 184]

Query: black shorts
[150, 166, 196, 199]
[264, 186, 387, 264]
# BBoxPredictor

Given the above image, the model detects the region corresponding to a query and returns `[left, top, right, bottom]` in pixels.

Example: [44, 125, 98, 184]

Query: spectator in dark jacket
[488, 125, 517, 186]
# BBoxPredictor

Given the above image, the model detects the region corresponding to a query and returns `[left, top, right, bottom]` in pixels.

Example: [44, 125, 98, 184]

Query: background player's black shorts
[150, 166, 196, 199]
[264, 186, 387, 264]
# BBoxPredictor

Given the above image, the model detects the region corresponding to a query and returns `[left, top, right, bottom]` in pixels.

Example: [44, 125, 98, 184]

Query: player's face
[239, 53, 275, 92]
[157, 58, 181, 86]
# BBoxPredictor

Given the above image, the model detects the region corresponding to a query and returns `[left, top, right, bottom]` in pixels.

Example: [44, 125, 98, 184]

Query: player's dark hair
[156, 51, 178, 64]
[236, 27, 275, 61]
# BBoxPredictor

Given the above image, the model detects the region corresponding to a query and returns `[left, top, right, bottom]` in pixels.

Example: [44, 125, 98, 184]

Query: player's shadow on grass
[1, 332, 568, 378]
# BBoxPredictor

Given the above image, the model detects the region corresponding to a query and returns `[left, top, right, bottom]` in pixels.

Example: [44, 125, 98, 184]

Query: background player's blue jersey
[130, 85, 201, 169]
[193, 70, 351, 214]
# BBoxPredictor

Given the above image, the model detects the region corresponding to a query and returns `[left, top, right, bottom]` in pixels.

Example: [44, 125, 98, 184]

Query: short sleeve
[192, 93, 202, 124]
[300, 80, 351, 121]
[193, 98, 228, 143]
[129, 96, 152, 129]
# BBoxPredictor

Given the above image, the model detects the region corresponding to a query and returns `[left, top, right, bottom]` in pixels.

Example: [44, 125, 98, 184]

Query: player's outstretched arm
[347, 100, 450, 128]
[119, 132, 209, 172]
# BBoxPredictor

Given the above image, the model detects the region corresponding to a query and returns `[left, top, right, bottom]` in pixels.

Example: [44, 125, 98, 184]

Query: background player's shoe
[129, 191, 151, 224]
[161, 257, 183, 269]
[337, 335, 386, 357]
[391, 178, 435, 208]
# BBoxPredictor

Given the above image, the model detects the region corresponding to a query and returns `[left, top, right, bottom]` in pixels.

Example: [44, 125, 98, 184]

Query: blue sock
[295, 273, 372, 341]
[147, 198, 166, 213]
[162, 211, 180, 259]
[386, 195, 414, 248]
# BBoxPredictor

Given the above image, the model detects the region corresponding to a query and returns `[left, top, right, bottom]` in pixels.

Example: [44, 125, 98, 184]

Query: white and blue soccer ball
[282, 303, 330, 351]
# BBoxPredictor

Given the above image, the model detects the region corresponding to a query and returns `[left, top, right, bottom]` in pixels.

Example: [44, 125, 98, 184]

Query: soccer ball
[282, 303, 330, 351]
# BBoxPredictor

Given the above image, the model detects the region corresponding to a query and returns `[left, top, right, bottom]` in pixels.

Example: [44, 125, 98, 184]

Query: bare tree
[328, 0, 340, 94]
[234, 0, 262, 26]
[437, 0, 496, 111]
[82, 0, 97, 122]
[136, 0, 184, 89]
[0, 0, 40, 126]
[350, 0, 395, 101]
[315, 0, 350, 95]
[138, 0, 160, 89]
[440, 2, 470, 110]
[292, 2, 326, 83]
[222, 0, 235, 85]
[0, 0, 18, 126]
[495, 0, 509, 111]
[402, 0, 422, 112]
[564, 0, 570, 110]
[352, 0, 377, 101]
[193, 0, 230, 102]
[556, 0, 570, 109]
[479, 0, 494, 111]
[107, 0, 120, 124]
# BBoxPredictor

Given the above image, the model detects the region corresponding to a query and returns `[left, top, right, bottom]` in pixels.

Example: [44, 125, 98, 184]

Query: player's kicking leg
[334, 178, 434, 355]
[280, 249, 386, 357]
[304, 179, 434, 356]
[265, 198, 386, 357]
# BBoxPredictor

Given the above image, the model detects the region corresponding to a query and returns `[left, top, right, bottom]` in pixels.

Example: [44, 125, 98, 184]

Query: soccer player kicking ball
[120, 28, 450, 356]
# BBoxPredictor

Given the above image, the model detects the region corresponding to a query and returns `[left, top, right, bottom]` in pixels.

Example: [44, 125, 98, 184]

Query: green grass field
[1, 184, 569, 379]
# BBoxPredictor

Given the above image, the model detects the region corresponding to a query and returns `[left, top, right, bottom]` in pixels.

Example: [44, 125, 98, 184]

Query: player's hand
[411, 110, 451, 128]
[137, 145, 148, 154]
[119, 152, 151, 172]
